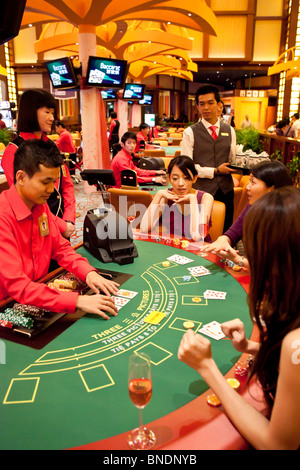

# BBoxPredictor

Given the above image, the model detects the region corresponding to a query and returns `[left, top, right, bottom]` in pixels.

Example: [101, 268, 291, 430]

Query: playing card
[204, 290, 227, 299]
[116, 289, 138, 299]
[111, 296, 130, 310]
[167, 254, 194, 265]
[188, 266, 211, 277]
[199, 321, 225, 340]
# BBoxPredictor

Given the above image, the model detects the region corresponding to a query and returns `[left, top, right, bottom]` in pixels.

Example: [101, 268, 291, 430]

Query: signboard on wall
[239, 90, 266, 98]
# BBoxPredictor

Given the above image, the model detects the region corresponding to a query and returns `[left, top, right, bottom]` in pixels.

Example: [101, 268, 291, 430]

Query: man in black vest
[181, 85, 236, 232]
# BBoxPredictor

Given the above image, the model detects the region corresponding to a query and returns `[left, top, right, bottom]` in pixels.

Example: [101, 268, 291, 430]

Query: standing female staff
[2, 88, 76, 238]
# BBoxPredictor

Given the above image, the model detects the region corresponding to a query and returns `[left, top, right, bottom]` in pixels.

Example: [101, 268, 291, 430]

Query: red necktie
[209, 125, 218, 140]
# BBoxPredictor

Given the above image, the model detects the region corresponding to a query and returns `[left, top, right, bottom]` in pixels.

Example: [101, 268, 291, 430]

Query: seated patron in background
[111, 132, 167, 188]
[140, 155, 214, 242]
[135, 123, 152, 152]
[0, 139, 119, 319]
[200, 160, 293, 269]
[178, 186, 300, 450]
[274, 120, 289, 136]
[54, 120, 76, 153]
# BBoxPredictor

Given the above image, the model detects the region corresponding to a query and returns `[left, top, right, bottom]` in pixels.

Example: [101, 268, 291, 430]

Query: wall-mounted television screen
[86, 56, 127, 88]
[123, 83, 146, 100]
[139, 94, 153, 105]
[45, 57, 78, 89]
[101, 89, 117, 100]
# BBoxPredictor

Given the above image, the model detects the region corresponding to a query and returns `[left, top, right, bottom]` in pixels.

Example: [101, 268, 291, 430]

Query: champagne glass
[127, 203, 136, 224]
[127, 352, 156, 450]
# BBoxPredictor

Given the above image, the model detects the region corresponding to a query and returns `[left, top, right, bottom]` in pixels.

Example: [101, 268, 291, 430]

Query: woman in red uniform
[1, 88, 76, 239]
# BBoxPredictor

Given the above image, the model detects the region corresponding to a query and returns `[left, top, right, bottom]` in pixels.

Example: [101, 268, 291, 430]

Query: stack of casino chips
[0, 308, 34, 329]
[48, 274, 86, 293]
[12, 303, 46, 318]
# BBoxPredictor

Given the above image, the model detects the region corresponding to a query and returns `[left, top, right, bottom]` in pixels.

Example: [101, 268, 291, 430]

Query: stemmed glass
[127, 203, 136, 224]
[127, 352, 156, 450]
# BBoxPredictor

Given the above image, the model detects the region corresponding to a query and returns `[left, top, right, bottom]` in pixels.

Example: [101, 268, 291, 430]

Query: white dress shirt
[181, 118, 236, 179]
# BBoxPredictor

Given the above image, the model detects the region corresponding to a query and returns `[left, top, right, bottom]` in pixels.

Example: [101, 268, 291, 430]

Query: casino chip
[226, 378, 241, 391]
[181, 240, 190, 248]
[232, 265, 242, 272]
[162, 261, 170, 267]
[183, 321, 195, 329]
[192, 297, 202, 303]
[206, 394, 221, 407]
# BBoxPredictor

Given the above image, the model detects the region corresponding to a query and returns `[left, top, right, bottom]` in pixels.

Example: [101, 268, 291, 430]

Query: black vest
[191, 120, 233, 195]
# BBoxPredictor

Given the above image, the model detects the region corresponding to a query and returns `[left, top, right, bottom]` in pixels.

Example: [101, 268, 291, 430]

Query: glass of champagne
[127, 352, 156, 450]
[127, 203, 136, 224]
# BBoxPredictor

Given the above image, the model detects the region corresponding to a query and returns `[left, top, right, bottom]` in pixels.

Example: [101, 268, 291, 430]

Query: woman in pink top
[140, 155, 214, 241]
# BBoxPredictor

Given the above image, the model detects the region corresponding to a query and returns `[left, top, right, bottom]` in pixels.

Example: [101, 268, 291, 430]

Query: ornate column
[78, 25, 110, 191]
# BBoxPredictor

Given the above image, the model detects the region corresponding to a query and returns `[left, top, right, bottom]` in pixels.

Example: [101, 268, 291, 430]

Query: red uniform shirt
[1, 132, 76, 232]
[135, 131, 152, 152]
[111, 148, 156, 188]
[56, 129, 76, 153]
[0, 185, 95, 313]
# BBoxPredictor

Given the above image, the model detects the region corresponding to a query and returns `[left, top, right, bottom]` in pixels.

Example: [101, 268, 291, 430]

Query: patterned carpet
[71, 171, 104, 246]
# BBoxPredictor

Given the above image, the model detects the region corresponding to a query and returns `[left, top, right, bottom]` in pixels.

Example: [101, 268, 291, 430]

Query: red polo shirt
[0, 185, 95, 313]
[111, 148, 156, 188]
[56, 129, 76, 153]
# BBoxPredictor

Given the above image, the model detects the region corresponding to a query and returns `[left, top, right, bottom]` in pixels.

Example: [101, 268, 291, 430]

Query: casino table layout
[0, 238, 264, 450]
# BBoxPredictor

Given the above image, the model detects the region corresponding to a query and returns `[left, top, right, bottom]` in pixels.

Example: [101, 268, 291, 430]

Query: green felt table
[0, 239, 253, 450]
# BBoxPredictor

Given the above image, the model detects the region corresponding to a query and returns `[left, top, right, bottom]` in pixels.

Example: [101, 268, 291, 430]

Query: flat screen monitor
[101, 89, 117, 100]
[123, 83, 146, 100]
[45, 57, 78, 89]
[86, 56, 127, 88]
[144, 114, 155, 127]
[139, 94, 153, 105]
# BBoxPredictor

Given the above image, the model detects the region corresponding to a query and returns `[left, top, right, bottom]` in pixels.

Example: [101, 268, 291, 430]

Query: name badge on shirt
[38, 213, 50, 237]
[221, 132, 229, 136]
[61, 164, 66, 177]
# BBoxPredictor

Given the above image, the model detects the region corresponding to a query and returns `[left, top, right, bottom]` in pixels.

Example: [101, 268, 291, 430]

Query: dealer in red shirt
[111, 131, 167, 188]
[54, 120, 76, 153]
[0, 139, 119, 318]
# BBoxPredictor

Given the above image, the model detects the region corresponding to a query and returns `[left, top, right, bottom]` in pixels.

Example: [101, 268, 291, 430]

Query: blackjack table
[0, 237, 264, 450]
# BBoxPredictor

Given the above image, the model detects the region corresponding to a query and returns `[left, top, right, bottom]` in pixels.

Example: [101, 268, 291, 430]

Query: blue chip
[183, 275, 192, 282]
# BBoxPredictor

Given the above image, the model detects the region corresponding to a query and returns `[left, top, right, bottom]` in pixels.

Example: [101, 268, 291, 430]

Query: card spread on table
[111, 296, 131, 310]
[144, 311, 166, 324]
[188, 266, 211, 277]
[198, 321, 225, 340]
[204, 290, 227, 299]
[116, 289, 138, 299]
[167, 254, 194, 265]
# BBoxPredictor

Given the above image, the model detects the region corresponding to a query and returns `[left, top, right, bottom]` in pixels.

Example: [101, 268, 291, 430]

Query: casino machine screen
[46, 58, 77, 88]
[87, 58, 126, 87]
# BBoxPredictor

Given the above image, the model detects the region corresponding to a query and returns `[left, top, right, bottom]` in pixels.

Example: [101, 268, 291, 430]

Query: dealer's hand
[76, 293, 118, 320]
[63, 222, 75, 239]
[86, 270, 120, 296]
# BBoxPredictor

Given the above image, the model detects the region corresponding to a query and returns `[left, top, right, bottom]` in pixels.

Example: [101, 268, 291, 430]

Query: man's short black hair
[195, 85, 221, 105]
[139, 123, 150, 131]
[121, 131, 137, 144]
[55, 120, 65, 128]
[13, 139, 63, 183]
